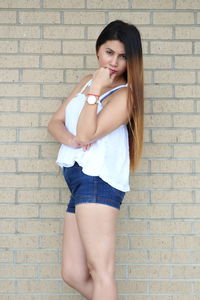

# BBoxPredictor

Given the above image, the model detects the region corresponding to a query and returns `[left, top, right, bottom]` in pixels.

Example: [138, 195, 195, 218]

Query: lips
[109, 68, 117, 73]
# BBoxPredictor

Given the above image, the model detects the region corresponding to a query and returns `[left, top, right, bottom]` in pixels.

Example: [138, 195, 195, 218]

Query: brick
[151, 159, 193, 173]
[196, 161, 200, 172]
[129, 205, 171, 219]
[153, 12, 194, 24]
[0, 113, 38, 127]
[144, 115, 172, 127]
[144, 55, 172, 69]
[38, 264, 61, 278]
[40, 205, 65, 218]
[65, 70, 92, 83]
[0, 55, 39, 68]
[150, 221, 192, 234]
[174, 205, 200, 218]
[109, 12, 150, 24]
[174, 145, 200, 158]
[0, 0, 40, 8]
[19, 128, 54, 142]
[130, 174, 172, 189]
[197, 130, 200, 142]
[20, 40, 61, 54]
[140, 26, 172, 39]
[133, 0, 173, 9]
[173, 266, 200, 279]
[153, 100, 194, 113]
[44, 0, 85, 8]
[128, 297, 169, 300]
[64, 11, 105, 24]
[0, 250, 13, 263]
[0, 41, 17, 53]
[176, 0, 200, 9]
[0, 98, 17, 112]
[174, 236, 200, 249]
[150, 281, 192, 294]
[42, 55, 83, 68]
[0, 129, 16, 142]
[40, 144, 60, 158]
[17, 279, 59, 293]
[0, 280, 15, 293]
[0, 144, 39, 158]
[87, 26, 105, 40]
[40, 235, 62, 248]
[151, 190, 193, 204]
[116, 235, 129, 249]
[16, 250, 58, 263]
[174, 114, 200, 127]
[0, 205, 38, 218]
[20, 99, 61, 112]
[117, 220, 148, 234]
[145, 85, 173, 98]
[176, 26, 200, 39]
[22, 69, 63, 83]
[124, 190, 149, 204]
[0, 236, 37, 249]
[0, 220, 15, 233]
[152, 129, 193, 143]
[43, 84, 74, 97]
[0, 70, 19, 82]
[18, 190, 59, 203]
[128, 265, 170, 279]
[0, 190, 15, 203]
[0, 174, 38, 188]
[85, 55, 101, 68]
[175, 56, 200, 69]
[63, 40, 95, 54]
[18, 159, 58, 172]
[0, 11, 16, 23]
[0, 159, 16, 172]
[117, 280, 147, 293]
[0, 25, 40, 38]
[88, 0, 128, 8]
[154, 70, 195, 84]
[130, 236, 172, 249]
[143, 145, 172, 158]
[149, 249, 191, 263]
[44, 26, 84, 39]
[17, 220, 60, 234]
[175, 86, 200, 98]
[174, 175, 199, 189]
[0, 265, 36, 278]
[116, 249, 148, 263]
[19, 11, 60, 24]
[0, 84, 40, 97]
[151, 41, 192, 54]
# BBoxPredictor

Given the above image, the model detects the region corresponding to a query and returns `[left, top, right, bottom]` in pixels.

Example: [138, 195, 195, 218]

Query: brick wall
[0, 0, 200, 299]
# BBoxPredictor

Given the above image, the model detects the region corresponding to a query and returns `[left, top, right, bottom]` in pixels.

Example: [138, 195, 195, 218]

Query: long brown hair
[96, 20, 144, 172]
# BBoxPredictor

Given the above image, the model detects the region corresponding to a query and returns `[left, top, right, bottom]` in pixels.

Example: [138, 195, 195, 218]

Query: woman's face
[97, 40, 127, 80]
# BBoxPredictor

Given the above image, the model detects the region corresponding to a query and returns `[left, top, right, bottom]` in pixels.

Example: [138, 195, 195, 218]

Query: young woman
[48, 20, 144, 300]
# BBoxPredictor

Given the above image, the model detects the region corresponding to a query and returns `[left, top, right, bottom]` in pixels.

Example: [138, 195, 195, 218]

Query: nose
[110, 55, 118, 67]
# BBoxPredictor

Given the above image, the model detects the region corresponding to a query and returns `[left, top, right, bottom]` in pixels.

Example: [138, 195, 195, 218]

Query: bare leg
[75, 203, 119, 300]
[61, 212, 93, 299]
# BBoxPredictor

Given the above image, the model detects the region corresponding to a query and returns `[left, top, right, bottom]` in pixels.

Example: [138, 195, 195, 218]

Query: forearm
[76, 86, 100, 144]
[48, 119, 74, 146]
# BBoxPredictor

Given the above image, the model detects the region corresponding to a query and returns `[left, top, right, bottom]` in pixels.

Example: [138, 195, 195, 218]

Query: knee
[87, 260, 115, 282]
[61, 265, 86, 287]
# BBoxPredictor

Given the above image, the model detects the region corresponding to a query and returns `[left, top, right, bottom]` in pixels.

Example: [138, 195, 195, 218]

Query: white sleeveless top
[56, 79, 130, 192]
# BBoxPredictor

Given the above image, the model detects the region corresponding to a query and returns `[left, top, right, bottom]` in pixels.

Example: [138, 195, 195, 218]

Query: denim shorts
[63, 162, 125, 213]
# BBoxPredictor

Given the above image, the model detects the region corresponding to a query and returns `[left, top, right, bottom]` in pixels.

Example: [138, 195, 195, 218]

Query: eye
[121, 54, 127, 60]
[106, 50, 113, 55]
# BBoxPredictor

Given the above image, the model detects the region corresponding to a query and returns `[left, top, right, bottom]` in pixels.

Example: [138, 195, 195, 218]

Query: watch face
[87, 95, 97, 104]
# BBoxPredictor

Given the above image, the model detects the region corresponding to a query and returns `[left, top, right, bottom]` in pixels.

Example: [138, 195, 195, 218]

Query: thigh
[62, 212, 89, 276]
[75, 203, 119, 271]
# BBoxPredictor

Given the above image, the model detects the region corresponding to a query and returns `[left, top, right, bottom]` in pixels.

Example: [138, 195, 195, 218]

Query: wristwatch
[86, 94, 100, 104]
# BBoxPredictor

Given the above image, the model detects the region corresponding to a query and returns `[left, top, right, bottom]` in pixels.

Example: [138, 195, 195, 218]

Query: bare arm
[48, 75, 92, 148]
[76, 68, 129, 144]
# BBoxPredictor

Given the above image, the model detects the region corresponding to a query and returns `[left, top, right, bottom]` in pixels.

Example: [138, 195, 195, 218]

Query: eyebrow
[106, 47, 125, 55]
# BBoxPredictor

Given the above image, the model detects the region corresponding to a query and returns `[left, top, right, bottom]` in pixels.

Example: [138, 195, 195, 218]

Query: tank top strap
[79, 79, 93, 94]
[99, 83, 128, 103]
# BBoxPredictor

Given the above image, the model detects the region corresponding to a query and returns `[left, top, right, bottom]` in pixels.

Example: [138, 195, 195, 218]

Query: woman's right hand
[70, 136, 93, 151]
